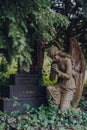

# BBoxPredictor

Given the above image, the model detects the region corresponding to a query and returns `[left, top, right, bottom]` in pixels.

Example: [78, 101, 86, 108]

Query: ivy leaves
[0, 101, 87, 130]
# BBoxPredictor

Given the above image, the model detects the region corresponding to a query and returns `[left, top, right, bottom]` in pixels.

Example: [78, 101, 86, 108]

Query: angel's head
[48, 45, 70, 61]
[48, 45, 61, 61]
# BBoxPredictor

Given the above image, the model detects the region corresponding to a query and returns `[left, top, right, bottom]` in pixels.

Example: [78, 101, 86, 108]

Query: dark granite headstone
[0, 73, 47, 113]
[10, 74, 39, 85]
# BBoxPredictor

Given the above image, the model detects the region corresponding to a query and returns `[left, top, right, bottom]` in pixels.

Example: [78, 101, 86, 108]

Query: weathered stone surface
[10, 85, 46, 98]
[0, 85, 9, 98]
[10, 74, 39, 85]
[0, 73, 47, 113]
[0, 97, 47, 113]
[1, 85, 46, 98]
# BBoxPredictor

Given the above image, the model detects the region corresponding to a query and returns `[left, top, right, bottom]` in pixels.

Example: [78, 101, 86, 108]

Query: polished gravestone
[0, 72, 46, 113]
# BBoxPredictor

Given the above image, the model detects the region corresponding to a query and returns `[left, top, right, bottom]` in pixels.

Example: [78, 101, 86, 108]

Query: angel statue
[47, 37, 85, 111]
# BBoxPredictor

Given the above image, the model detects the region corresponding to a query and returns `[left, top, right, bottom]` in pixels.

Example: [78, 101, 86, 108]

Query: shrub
[0, 57, 17, 85]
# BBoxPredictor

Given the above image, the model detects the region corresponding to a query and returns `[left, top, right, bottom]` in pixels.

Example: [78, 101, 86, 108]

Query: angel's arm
[49, 62, 57, 81]
[56, 59, 72, 80]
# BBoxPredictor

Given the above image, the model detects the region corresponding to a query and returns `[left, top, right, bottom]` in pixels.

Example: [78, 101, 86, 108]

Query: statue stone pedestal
[0, 72, 46, 113]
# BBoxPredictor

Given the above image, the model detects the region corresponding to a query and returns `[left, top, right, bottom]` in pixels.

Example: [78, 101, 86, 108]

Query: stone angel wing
[69, 37, 85, 108]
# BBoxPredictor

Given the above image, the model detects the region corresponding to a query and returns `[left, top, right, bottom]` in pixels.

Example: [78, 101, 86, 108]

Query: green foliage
[79, 86, 87, 112]
[79, 97, 87, 112]
[42, 69, 57, 86]
[0, 99, 87, 130]
[0, 57, 9, 85]
[0, 72, 9, 86]
[42, 51, 57, 86]
[12, 97, 20, 107]
[8, 19, 32, 66]
[81, 0, 87, 16]
[0, 0, 70, 69]
[0, 57, 17, 85]
[0, 57, 7, 72]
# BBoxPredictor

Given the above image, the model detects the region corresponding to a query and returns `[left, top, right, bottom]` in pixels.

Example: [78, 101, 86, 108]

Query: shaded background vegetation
[0, 0, 87, 93]
[0, 0, 69, 67]
[0, 0, 87, 68]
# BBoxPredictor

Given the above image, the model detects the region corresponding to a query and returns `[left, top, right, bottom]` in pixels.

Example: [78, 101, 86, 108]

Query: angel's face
[54, 54, 60, 61]
[50, 53, 60, 61]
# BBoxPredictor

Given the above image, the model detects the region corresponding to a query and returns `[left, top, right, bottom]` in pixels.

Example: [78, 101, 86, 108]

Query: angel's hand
[51, 64, 59, 73]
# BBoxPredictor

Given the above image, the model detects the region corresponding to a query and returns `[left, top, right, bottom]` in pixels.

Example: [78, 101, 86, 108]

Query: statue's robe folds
[47, 57, 76, 111]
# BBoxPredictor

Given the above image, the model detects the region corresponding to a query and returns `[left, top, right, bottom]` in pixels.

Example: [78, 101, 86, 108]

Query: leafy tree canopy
[50, 0, 87, 51]
[0, 0, 69, 66]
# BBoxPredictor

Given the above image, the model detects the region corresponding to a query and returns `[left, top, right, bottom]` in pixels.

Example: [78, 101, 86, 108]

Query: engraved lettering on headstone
[18, 78, 23, 79]
[23, 90, 35, 95]
[24, 81, 30, 82]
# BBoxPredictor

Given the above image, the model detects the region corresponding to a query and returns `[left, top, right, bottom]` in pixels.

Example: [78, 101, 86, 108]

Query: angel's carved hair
[48, 45, 71, 59]
[58, 51, 71, 58]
